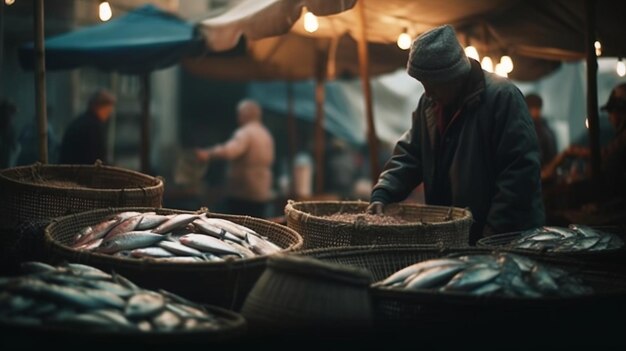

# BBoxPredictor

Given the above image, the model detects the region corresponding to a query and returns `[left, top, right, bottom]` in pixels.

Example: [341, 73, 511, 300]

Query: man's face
[421, 78, 464, 106]
[95, 103, 114, 122]
[528, 106, 541, 120]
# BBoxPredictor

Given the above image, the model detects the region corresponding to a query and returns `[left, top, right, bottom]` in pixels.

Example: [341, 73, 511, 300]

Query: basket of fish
[298, 245, 626, 342]
[0, 163, 164, 272]
[43, 207, 303, 310]
[0, 261, 246, 347]
[284, 200, 472, 249]
[476, 224, 625, 267]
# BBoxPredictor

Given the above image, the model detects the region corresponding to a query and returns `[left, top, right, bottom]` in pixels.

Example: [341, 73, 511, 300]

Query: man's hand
[366, 201, 385, 215]
[195, 148, 211, 162]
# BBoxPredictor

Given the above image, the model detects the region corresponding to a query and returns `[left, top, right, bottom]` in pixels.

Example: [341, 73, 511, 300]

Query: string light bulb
[5, 0, 16, 6]
[397, 28, 412, 50]
[99, 1, 112, 22]
[495, 63, 508, 77]
[481, 56, 493, 73]
[594, 41, 602, 56]
[617, 58, 625, 77]
[303, 10, 319, 33]
[500, 55, 513, 73]
[464, 46, 479, 61]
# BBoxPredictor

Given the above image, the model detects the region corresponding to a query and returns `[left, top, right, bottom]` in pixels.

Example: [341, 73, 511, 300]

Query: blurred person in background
[525, 93, 557, 169]
[195, 99, 275, 218]
[0, 98, 20, 169]
[367, 25, 544, 244]
[59, 89, 115, 165]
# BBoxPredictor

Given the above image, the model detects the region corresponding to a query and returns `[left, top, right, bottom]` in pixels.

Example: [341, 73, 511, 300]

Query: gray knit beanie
[406, 25, 471, 82]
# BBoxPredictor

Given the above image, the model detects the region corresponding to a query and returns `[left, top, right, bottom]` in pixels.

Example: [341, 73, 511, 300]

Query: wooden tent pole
[34, 0, 48, 164]
[140, 73, 151, 174]
[286, 81, 297, 195]
[355, 0, 380, 182]
[584, 0, 601, 184]
[0, 0, 4, 90]
[313, 52, 326, 195]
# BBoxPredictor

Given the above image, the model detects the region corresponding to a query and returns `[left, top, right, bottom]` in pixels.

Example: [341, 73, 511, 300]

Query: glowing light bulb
[304, 11, 319, 33]
[481, 56, 493, 73]
[500, 55, 513, 73]
[397, 31, 411, 50]
[5, 0, 16, 6]
[594, 41, 602, 56]
[465, 46, 479, 61]
[585, 118, 589, 129]
[495, 63, 508, 77]
[617, 59, 625, 77]
[99, 1, 112, 22]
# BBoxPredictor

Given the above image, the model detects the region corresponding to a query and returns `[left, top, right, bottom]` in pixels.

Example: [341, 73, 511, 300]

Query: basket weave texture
[0, 163, 164, 230]
[44, 207, 303, 310]
[298, 245, 626, 334]
[285, 200, 472, 249]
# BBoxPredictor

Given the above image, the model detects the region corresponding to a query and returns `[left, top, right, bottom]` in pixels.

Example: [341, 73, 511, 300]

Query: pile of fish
[70, 211, 282, 262]
[0, 261, 232, 331]
[507, 224, 624, 252]
[375, 253, 592, 298]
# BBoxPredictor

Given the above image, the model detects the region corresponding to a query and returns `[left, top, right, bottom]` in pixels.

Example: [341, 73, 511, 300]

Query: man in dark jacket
[60, 89, 115, 164]
[367, 25, 545, 244]
[525, 93, 557, 167]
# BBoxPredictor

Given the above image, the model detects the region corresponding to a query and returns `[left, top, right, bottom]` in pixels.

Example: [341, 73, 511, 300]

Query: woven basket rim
[285, 200, 473, 228]
[0, 303, 246, 337]
[0, 163, 163, 192]
[298, 245, 626, 302]
[44, 207, 303, 268]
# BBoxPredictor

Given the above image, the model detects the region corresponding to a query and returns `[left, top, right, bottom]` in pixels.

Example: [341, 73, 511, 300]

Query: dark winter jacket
[372, 59, 545, 243]
[59, 111, 109, 165]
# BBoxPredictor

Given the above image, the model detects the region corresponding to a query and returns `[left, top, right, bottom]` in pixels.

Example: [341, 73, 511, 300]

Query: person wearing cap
[195, 99, 275, 218]
[367, 24, 544, 244]
[60, 89, 116, 164]
[546, 83, 626, 198]
[525, 93, 558, 168]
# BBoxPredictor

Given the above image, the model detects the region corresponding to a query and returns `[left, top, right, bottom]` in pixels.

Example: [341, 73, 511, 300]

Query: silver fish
[74, 238, 103, 252]
[444, 266, 500, 291]
[246, 233, 282, 255]
[91, 309, 136, 329]
[73, 219, 119, 247]
[131, 247, 176, 258]
[125, 292, 165, 319]
[158, 240, 204, 257]
[152, 214, 199, 234]
[135, 214, 170, 231]
[20, 261, 57, 274]
[152, 310, 181, 331]
[201, 217, 248, 239]
[112, 211, 143, 221]
[103, 215, 144, 240]
[98, 232, 165, 254]
[404, 264, 466, 290]
[377, 258, 465, 287]
[65, 263, 112, 280]
[179, 234, 244, 257]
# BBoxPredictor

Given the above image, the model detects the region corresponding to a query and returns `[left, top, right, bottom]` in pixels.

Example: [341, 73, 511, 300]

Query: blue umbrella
[18, 4, 204, 173]
[19, 4, 203, 73]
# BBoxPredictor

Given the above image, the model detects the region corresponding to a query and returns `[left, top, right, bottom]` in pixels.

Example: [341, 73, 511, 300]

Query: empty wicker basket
[285, 200, 473, 249]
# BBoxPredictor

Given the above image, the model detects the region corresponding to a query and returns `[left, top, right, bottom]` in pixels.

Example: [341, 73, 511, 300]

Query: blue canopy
[19, 4, 204, 73]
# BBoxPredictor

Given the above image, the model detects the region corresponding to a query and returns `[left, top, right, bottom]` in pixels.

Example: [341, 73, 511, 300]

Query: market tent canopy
[19, 4, 204, 73]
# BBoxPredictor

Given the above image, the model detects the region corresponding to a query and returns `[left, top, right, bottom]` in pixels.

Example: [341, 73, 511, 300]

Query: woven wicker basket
[241, 254, 373, 337]
[297, 245, 626, 342]
[476, 227, 626, 269]
[285, 200, 472, 249]
[44, 207, 303, 310]
[0, 163, 164, 230]
[0, 304, 246, 348]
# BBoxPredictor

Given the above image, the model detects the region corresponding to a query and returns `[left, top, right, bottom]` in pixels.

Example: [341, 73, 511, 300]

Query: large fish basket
[285, 200, 472, 249]
[476, 227, 626, 269]
[43, 207, 303, 311]
[0, 163, 164, 273]
[0, 304, 246, 348]
[297, 245, 626, 345]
